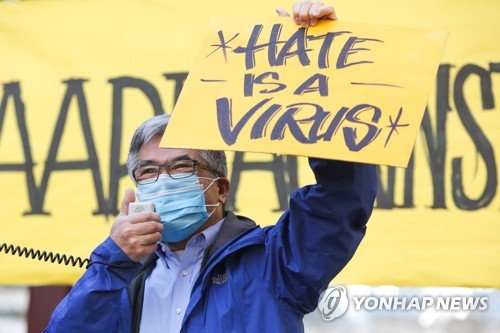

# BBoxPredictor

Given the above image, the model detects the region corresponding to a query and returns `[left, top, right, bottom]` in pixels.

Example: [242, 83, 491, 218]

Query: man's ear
[217, 177, 230, 205]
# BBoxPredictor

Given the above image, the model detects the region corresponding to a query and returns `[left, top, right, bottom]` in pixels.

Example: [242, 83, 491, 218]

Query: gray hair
[127, 114, 227, 181]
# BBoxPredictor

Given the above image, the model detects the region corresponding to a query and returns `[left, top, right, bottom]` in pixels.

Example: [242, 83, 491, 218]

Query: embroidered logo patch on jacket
[211, 272, 228, 285]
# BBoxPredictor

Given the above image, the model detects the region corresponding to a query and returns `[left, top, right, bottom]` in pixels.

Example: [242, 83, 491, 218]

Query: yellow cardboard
[162, 17, 448, 167]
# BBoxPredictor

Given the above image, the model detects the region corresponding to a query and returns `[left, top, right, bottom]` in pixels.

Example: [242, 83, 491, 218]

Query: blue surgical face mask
[136, 173, 220, 243]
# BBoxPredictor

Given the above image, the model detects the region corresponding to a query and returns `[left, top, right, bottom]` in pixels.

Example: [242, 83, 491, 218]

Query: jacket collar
[201, 210, 256, 267]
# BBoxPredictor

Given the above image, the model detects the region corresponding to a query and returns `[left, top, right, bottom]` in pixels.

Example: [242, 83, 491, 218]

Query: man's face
[136, 133, 228, 232]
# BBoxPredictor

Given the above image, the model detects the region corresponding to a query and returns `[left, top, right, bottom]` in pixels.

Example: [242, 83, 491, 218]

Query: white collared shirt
[139, 219, 224, 333]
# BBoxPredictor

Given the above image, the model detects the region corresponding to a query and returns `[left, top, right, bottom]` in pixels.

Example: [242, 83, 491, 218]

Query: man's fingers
[297, 1, 314, 28]
[134, 220, 164, 236]
[110, 216, 163, 261]
[314, 4, 337, 21]
[292, 1, 303, 25]
[292, 1, 338, 28]
[139, 233, 163, 247]
[119, 189, 136, 216]
[309, 1, 323, 26]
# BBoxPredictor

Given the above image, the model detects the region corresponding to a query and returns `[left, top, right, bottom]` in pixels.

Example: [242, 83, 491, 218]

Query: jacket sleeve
[43, 237, 142, 333]
[264, 158, 377, 313]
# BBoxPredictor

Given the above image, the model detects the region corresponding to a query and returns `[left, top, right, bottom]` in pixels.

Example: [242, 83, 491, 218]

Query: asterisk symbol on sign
[206, 30, 239, 63]
[384, 107, 410, 148]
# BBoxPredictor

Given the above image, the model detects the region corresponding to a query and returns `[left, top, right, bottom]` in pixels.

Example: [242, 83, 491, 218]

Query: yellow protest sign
[162, 17, 448, 167]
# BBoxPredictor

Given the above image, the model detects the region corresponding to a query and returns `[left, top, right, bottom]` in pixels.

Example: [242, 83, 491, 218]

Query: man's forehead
[138, 147, 202, 164]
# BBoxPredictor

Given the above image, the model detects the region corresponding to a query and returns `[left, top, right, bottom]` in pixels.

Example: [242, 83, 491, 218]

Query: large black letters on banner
[0, 82, 41, 214]
[419, 64, 452, 209]
[32, 79, 107, 215]
[375, 63, 499, 211]
[452, 64, 497, 210]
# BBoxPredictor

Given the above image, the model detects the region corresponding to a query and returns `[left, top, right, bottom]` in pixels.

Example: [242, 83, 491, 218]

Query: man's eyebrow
[171, 154, 192, 162]
[136, 159, 156, 167]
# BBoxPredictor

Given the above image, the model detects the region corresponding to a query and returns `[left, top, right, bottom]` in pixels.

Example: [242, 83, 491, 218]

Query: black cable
[0, 243, 89, 268]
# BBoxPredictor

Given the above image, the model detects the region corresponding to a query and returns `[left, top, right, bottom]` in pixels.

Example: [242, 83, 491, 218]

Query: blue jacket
[44, 158, 377, 332]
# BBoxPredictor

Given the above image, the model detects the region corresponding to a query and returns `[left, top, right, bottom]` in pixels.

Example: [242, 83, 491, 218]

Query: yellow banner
[0, 0, 499, 288]
[163, 17, 447, 167]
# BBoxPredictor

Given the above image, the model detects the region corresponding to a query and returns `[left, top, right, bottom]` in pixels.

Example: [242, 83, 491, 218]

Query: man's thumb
[275, 7, 291, 17]
[119, 188, 136, 216]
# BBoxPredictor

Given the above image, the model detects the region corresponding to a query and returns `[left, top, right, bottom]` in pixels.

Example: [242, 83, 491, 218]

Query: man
[44, 2, 377, 332]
